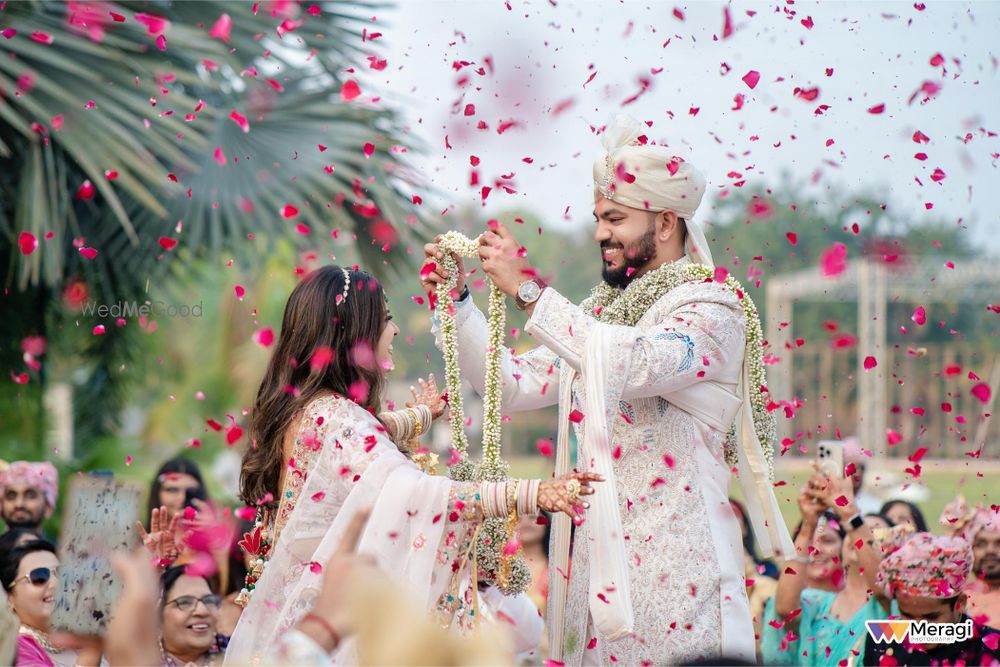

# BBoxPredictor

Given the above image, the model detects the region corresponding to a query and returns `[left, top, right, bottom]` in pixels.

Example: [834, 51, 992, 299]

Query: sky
[355, 0, 999, 254]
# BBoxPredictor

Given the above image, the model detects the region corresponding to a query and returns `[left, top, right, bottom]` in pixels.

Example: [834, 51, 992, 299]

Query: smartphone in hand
[817, 440, 846, 479]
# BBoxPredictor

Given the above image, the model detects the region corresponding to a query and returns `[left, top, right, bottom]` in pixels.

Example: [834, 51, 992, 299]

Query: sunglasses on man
[8, 566, 58, 589]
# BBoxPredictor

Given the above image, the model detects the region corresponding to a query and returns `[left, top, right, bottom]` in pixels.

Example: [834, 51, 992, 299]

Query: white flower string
[582, 261, 777, 477]
[435, 231, 530, 595]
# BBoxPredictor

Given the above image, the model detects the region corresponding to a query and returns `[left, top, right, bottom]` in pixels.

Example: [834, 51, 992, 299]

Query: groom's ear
[655, 210, 681, 243]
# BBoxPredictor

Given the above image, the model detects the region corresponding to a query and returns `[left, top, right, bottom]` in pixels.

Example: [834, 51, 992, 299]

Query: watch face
[518, 280, 541, 303]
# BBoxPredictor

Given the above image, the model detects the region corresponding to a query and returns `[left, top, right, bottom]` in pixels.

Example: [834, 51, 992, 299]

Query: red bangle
[302, 612, 341, 650]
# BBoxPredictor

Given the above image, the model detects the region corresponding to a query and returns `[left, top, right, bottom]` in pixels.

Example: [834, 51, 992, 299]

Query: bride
[225, 265, 599, 663]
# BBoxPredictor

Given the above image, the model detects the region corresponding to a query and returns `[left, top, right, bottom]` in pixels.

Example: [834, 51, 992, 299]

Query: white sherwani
[434, 272, 756, 665]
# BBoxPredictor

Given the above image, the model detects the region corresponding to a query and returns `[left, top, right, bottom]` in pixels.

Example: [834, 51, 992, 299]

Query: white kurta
[434, 276, 756, 665]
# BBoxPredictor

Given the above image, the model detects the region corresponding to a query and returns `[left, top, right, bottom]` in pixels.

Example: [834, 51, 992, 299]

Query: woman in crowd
[1, 539, 100, 667]
[863, 512, 894, 533]
[880, 499, 929, 533]
[148, 458, 208, 523]
[159, 565, 227, 666]
[225, 266, 600, 664]
[762, 466, 889, 666]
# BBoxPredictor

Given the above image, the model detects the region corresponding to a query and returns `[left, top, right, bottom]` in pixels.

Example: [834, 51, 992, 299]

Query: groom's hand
[478, 221, 534, 298]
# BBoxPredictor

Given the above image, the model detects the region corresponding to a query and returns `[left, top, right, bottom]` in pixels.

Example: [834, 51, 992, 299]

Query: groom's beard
[600, 226, 657, 289]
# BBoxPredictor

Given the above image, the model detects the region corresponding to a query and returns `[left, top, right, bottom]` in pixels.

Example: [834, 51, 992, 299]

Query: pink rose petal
[864, 356, 877, 370]
[30, 32, 54, 45]
[213, 146, 226, 165]
[79, 246, 98, 259]
[209, 13, 232, 43]
[76, 180, 96, 200]
[820, 242, 848, 276]
[340, 80, 361, 101]
[281, 204, 299, 219]
[158, 237, 177, 250]
[535, 438, 554, 457]
[886, 429, 903, 446]
[742, 70, 760, 90]
[93, 325, 106, 335]
[867, 103, 885, 114]
[254, 327, 274, 347]
[971, 383, 992, 404]
[229, 110, 249, 133]
[569, 409, 585, 424]
[912, 306, 927, 325]
[18, 232, 38, 255]
[363, 142, 375, 158]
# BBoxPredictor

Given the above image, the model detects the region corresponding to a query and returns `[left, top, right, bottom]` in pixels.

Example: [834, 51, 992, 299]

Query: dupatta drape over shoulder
[225, 396, 471, 665]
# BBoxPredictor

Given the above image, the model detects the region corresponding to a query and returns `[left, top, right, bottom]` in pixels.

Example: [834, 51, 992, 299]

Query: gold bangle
[406, 407, 422, 437]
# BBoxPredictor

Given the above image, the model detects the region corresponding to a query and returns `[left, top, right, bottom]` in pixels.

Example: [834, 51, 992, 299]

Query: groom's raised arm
[524, 282, 744, 400]
[431, 295, 560, 411]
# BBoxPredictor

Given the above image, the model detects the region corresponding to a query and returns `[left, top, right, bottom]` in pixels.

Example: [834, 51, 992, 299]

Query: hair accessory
[337, 267, 351, 306]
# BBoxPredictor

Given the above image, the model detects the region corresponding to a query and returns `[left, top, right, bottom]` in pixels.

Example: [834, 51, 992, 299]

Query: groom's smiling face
[593, 196, 657, 289]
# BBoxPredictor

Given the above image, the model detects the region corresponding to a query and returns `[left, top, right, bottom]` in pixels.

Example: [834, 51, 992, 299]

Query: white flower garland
[582, 260, 777, 477]
[435, 231, 530, 595]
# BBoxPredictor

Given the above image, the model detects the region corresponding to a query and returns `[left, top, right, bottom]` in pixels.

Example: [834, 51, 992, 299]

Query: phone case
[48, 476, 140, 635]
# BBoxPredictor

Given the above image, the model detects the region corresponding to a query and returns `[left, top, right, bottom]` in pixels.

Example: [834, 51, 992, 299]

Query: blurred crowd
[2, 444, 998, 666]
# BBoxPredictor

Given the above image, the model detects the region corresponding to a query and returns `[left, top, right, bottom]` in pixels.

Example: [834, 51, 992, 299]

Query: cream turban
[592, 114, 714, 266]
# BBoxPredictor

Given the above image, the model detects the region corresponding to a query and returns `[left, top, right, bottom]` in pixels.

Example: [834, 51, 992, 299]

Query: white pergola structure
[764, 259, 1000, 458]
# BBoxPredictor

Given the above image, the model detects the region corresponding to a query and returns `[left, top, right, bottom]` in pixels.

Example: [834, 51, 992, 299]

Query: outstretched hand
[538, 471, 604, 525]
[406, 373, 447, 420]
[136, 505, 180, 565]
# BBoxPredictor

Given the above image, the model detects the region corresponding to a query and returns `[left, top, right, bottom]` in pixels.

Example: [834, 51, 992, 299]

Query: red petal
[742, 70, 760, 90]
[341, 80, 361, 101]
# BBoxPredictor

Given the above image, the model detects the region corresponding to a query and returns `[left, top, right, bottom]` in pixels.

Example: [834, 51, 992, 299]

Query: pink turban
[0, 461, 58, 508]
[963, 508, 1000, 543]
[876, 532, 973, 599]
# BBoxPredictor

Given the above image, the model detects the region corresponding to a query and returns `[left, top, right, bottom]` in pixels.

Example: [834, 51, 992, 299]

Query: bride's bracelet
[378, 404, 432, 446]
[480, 479, 540, 519]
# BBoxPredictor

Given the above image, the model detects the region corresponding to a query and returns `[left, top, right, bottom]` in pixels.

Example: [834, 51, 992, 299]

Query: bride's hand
[537, 472, 603, 524]
[407, 373, 447, 420]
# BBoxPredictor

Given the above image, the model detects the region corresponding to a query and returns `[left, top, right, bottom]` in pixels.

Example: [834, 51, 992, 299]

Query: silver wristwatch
[515, 279, 545, 311]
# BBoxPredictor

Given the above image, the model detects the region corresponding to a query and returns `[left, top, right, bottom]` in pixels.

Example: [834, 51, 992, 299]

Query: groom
[421, 115, 792, 665]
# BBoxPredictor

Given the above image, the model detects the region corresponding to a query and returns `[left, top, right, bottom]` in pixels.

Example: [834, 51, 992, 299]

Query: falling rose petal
[253, 327, 274, 347]
[721, 6, 733, 38]
[2, 29, 16, 39]
[867, 103, 885, 114]
[886, 429, 903, 447]
[983, 634, 1000, 652]
[79, 247, 98, 259]
[229, 110, 250, 133]
[235, 506, 256, 522]
[310, 346, 334, 372]
[834, 495, 849, 507]
[158, 237, 178, 250]
[93, 325, 106, 335]
[209, 13, 232, 43]
[134, 13, 169, 34]
[912, 306, 927, 325]
[819, 242, 848, 276]
[786, 232, 798, 246]
[831, 333, 857, 349]
[363, 142, 375, 158]
[930, 167, 946, 182]
[569, 409, 585, 424]
[864, 356, 877, 370]
[306, 4, 322, 16]
[213, 146, 226, 165]
[535, 438, 554, 457]
[155, 34, 166, 50]
[234, 285, 245, 301]
[281, 204, 299, 219]
[104, 169, 118, 180]
[971, 383, 992, 404]
[348, 379, 369, 403]
[12, 373, 29, 385]
[225, 423, 243, 446]
[30, 32, 54, 45]
[664, 454, 676, 469]
[742, 70, 760, 90]
[794, 87, 820, 102]
[18, 232, 38, 255]
[76, 180, 96, 200]
[929, 53, 945, 67]
[713, 266, 729, 283]
[125, 455, 133, 466]
[340, 79, 361, 101]
[913, 130, 931, 144]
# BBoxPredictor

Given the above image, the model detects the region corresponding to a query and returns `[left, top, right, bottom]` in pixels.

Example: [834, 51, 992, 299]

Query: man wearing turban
[861, 532, 1000, 665]
[963, 509, 1000, 628]
[0, 460, 58, 538]
[421, 115, 792, 664]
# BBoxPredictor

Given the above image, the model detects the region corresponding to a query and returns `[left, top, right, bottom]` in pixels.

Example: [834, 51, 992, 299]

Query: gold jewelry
[565, 478, 582, 504]
[406, 407, 422, 437]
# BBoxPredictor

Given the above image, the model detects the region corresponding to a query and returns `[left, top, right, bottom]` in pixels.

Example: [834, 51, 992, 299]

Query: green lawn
[509, 456, 996, 535]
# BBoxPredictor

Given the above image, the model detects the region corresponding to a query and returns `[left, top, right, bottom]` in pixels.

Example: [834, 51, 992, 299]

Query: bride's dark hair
[240, 265, 388, 507]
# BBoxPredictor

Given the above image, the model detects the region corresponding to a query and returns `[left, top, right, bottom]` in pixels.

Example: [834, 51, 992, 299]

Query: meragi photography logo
[866, 619, 974, 645]
[80, 300, 203, 319]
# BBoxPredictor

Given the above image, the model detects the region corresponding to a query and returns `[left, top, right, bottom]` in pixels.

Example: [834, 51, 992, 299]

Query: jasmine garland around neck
[582, 258, 777, 476]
